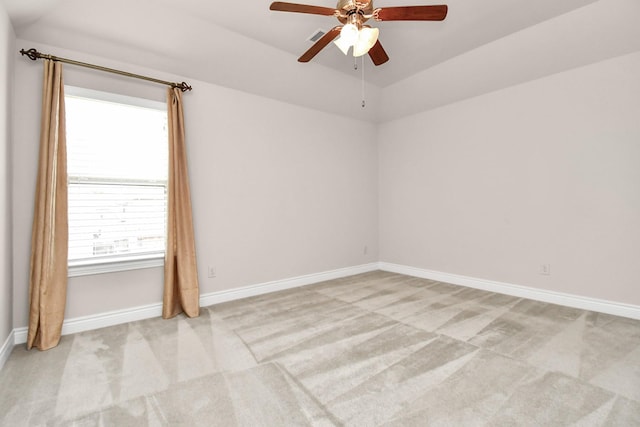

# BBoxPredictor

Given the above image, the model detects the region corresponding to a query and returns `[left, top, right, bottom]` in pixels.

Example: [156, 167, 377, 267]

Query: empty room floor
[1, 271, 639, 426]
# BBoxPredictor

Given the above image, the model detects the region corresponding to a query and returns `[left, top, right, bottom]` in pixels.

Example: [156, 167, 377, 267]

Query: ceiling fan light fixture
[352, 27, 379, 57]
[269, 0, 449, 66]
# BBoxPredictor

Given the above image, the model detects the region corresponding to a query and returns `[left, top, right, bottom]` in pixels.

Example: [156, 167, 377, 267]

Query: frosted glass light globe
[334, 36, 352, 55]
[340, 23, 359, 46]
[353, 27, 379, 57]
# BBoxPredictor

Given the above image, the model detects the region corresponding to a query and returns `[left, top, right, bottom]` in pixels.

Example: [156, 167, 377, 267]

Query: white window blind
[65, 87, 168, 275]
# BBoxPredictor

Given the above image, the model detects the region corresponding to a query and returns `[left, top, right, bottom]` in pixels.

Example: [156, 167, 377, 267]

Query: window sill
[69, 254, 165, 277]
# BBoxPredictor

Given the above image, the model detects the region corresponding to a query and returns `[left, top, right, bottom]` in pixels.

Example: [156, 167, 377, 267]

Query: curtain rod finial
[20, 48, 40, 61]
[174, 82, 192, 92]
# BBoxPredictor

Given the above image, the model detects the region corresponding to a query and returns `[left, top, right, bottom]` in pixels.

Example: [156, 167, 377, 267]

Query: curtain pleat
[27, 60, 68, 351]
[163, 88, 200, 319]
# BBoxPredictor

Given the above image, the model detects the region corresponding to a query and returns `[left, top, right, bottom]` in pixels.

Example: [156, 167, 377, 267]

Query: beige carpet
[1, 271, 639, 426]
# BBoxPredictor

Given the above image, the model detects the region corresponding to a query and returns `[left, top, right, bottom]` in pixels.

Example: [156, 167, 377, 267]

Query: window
[65, 87, 168, 276]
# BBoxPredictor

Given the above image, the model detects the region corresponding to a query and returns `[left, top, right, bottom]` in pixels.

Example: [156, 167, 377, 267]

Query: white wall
[0, 3, 15, 348]
[379, 51, 640, 306]
[12, 41, 378, 328]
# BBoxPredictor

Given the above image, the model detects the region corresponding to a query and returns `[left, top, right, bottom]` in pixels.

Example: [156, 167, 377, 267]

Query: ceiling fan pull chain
[361, 56, 366, 108]
[354, 56, 358, 70]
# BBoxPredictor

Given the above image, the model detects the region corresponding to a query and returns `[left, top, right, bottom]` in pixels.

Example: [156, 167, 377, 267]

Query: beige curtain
[163, 88, 200, 319]
[27, 60, 68, 351]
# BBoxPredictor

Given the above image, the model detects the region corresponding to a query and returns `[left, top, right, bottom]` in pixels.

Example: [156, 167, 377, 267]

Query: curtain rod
[19, 48, 192, 92]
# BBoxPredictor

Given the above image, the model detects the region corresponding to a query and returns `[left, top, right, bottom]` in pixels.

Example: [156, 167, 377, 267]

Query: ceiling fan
[269, 0, 448, 66]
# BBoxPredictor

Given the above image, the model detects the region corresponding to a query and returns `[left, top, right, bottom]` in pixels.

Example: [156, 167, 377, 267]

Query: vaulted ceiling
[4, 0, 640, 121]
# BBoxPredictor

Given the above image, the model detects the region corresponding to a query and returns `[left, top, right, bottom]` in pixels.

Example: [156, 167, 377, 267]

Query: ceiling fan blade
[298, 26, 341, 63]
[368, 40, 389, 66]
[270, 2, 337, 16]
[375, 5, 448, 21]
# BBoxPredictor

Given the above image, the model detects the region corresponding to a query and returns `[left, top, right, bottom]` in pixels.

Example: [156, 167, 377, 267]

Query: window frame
[65, 86, 168, 277]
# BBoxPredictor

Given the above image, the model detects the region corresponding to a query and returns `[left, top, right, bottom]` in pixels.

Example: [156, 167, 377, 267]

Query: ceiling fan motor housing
[337, 0, 374, 24]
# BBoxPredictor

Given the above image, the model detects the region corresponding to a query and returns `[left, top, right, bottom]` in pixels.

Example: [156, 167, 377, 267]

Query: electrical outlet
[539, 264, 551, 276]
[208, 266, 216, 278]
[363, 245, 368, 255]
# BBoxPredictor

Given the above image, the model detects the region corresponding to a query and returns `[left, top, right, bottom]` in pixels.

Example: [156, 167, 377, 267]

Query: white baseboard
[378, 262, 640, 320]
[0, 329, 15, 372]
[200, 262, 379, 307]
[12, 262, 379, 346]
[13, 301, 164, 345]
